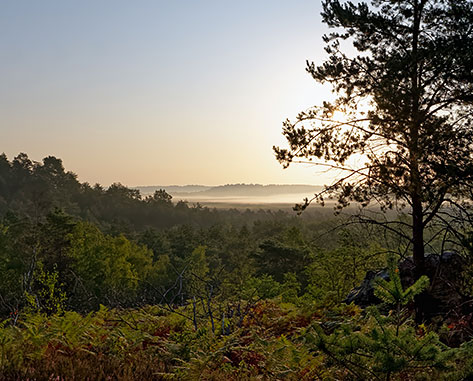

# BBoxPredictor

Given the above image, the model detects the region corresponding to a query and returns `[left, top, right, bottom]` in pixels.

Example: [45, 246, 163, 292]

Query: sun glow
[329, 110, 347, 123]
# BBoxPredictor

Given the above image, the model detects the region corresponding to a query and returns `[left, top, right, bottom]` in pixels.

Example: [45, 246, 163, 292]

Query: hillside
[136, 185, 212, 195]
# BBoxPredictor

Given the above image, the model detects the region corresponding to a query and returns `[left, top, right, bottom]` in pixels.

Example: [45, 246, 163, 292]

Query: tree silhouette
[274, 0, 473, 272]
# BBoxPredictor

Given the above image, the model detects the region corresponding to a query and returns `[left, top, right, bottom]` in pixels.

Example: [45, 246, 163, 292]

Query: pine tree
[374, 255, 429, 335]
[274, 0, 473, 272]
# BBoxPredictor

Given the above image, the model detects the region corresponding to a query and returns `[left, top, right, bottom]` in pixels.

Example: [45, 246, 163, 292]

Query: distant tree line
[0, 153, 284, 232]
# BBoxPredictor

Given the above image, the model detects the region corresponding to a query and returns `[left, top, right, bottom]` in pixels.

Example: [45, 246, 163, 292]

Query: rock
[344, 269, 387, 308]
[344, 252, 471, 320]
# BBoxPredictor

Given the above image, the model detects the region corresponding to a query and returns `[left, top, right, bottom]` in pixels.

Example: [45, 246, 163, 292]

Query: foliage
[0, 152, 286, 232]
[0, 300, 471, 380]
[274, 0, 473, 269]
[306, 236, 385, 301]
[306, 308, 454, 380]
[374, 255, 429, 308]
[24, 263, 67, 316]
[68, 221, 154, 309]
[304, 259, 452, 380]
[1, 151, 473, 378]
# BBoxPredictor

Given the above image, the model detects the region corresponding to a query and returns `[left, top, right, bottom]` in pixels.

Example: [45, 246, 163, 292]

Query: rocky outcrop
[345, 252, 471, 319]
[344, 269, 387, 308]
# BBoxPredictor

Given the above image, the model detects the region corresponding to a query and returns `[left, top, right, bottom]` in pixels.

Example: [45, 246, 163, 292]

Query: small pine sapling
[373, 255, 429, 335]
[305, 256, 455, 380]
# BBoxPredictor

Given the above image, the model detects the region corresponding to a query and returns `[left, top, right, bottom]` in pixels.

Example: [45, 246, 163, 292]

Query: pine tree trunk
[412, 196, 425, 273]
[410, 0, 425, 275]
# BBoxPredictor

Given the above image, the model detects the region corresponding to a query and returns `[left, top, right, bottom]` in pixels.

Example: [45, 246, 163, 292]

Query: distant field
[136, 184, 326, 209]
[177, 200, 304, 210]
[172, 193, 319, 206]
[171, 195, 342, 212]
[136, 184, 393, 214]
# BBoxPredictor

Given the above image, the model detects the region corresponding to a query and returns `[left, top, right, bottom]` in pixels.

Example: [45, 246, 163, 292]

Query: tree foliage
[0, 153, 284, 232]
[274, 0, 473, 269]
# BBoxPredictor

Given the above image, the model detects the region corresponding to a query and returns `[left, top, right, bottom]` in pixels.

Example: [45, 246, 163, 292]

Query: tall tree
[274, 0, 473, 271]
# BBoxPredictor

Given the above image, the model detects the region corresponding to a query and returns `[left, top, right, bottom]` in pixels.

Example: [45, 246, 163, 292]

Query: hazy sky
[1, 1, 337, 186]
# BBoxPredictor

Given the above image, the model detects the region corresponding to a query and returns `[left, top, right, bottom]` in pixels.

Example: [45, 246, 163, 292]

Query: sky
[1, 0, 338, 186]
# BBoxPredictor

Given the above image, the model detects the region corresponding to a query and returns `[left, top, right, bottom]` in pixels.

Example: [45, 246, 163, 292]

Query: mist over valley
[135, 183, 324, 206]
